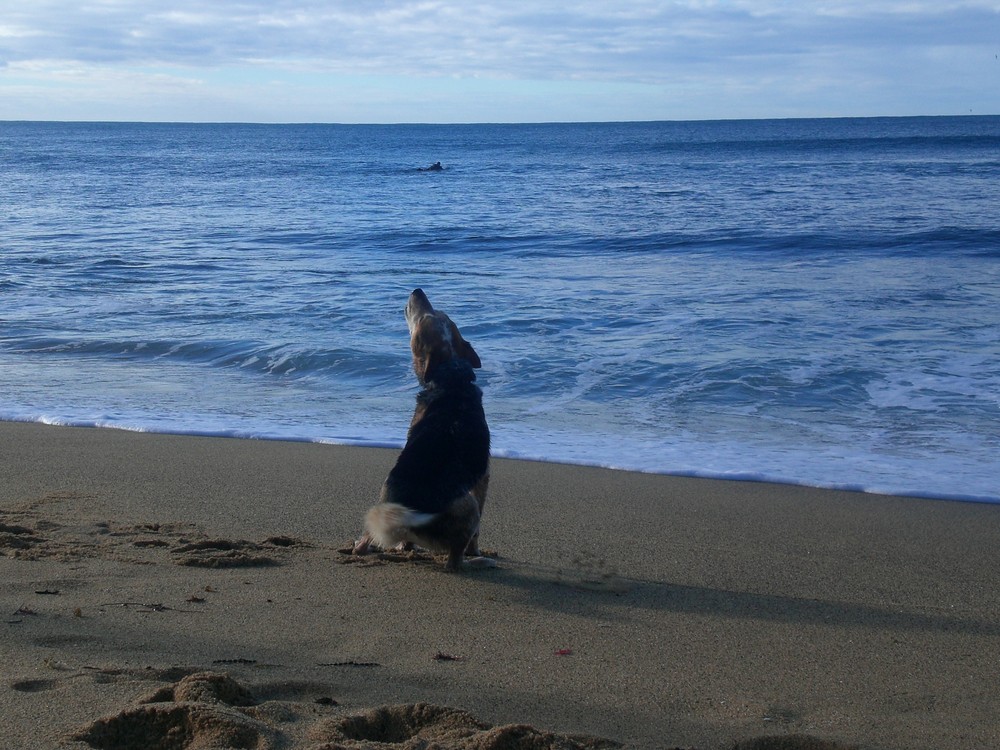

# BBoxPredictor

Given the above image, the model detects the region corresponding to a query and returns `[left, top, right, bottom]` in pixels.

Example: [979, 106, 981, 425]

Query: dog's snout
[406, 288, 434, 321]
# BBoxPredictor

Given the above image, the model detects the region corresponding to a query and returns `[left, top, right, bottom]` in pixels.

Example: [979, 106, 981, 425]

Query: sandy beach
[2, 420, 999, 749]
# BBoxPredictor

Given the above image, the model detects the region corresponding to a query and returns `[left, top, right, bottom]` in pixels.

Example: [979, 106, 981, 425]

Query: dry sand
[2, 420, 999, 749]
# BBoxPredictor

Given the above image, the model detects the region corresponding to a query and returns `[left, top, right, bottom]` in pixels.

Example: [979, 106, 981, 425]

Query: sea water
[1, 117, 998, 502]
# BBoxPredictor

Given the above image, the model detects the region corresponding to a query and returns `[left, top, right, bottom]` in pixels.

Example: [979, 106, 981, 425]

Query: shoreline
[3, 420, 1000, 748]
[3, 416, 997, 506]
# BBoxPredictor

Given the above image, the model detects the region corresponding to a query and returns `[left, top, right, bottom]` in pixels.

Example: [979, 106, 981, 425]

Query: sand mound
[142, 672, 258, 707]
[71, 672, 272, 750]
[71, 703, 271, 750]
[732, 737, 857, 750]
[309, 703, 485, 746]
[308, 702, 620, 749]
[70, 674, 619, 750]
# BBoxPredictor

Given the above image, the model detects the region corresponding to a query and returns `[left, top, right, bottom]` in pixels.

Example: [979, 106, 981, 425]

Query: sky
[1, 1, 998, 123]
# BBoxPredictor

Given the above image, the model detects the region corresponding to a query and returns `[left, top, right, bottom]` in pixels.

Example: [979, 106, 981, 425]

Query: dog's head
[405, 288, 481, 384]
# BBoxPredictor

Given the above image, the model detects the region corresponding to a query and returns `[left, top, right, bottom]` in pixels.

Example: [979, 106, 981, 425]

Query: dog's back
[382, 359, 489, 514]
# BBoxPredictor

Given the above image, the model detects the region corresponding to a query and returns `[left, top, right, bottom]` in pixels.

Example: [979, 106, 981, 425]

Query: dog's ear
[448, 320, 481, 368]
[460, 339, 482, 369]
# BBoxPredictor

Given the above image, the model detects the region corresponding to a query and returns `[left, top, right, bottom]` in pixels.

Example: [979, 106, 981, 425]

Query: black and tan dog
[352, 289, 494, 570]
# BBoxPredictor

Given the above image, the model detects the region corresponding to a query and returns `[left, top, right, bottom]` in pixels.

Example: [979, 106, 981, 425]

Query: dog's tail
[365, 502, 437, 549]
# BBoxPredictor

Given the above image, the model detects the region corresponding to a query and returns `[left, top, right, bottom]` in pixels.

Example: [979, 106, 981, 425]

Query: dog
[352, 289, 494, 571]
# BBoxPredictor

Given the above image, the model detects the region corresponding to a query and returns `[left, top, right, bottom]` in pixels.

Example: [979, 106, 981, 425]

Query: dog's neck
[421, 358, 478, 389]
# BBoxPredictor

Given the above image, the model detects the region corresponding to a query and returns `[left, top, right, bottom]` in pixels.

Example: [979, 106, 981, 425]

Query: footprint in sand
[10, 678, 57, 693]
[0, 519, 46, 556]
[170, 539, 277, 568]
[3, 506, 308, 568]
[170, 537, 304, 568]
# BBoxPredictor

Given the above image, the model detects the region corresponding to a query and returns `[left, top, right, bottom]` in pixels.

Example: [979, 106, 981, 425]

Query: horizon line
[2, 113, 998, 128]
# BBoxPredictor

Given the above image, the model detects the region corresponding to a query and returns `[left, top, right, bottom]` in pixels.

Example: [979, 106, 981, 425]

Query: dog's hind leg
[446, 536, 497, 571]
[465, 471, 490, 557]
[440, 491, 494, 571]
[445, 542, 467, 572]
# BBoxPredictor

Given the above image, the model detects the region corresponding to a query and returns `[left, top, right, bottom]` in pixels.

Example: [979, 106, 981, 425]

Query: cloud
[2, 1, 996, 80]
[1, 1, 998, 121]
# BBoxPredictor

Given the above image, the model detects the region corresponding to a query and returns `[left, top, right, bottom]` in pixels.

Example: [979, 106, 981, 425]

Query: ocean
[1, 117, 998, 503]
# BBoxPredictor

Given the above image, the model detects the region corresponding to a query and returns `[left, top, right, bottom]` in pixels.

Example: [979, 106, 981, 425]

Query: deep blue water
[2, 117, 999, 502]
